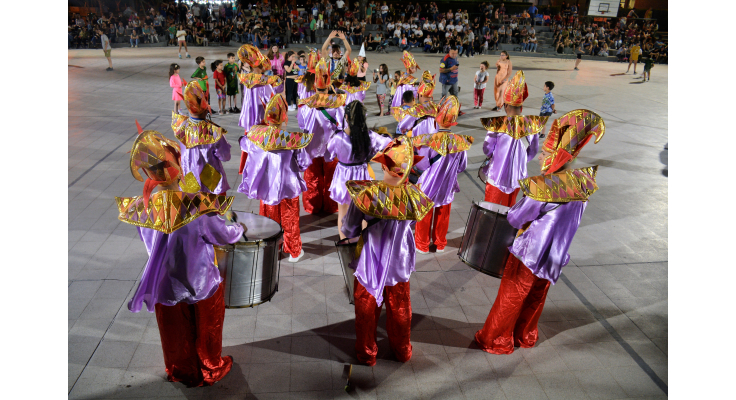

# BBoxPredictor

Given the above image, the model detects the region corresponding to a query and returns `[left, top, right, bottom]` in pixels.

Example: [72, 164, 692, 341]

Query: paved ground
[69, 45, 668, 399]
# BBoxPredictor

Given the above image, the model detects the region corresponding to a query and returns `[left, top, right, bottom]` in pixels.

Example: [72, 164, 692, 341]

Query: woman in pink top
[267, 45, 286, 93]
[356, 55, 368, 81]
[169, 63, 186, 114]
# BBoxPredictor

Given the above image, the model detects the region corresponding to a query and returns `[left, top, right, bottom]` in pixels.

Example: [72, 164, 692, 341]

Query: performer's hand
[240, 222, 248, 234]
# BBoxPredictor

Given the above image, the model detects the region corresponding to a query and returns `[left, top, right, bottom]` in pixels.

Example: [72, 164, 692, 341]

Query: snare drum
[457, 201, 518, 278]
[215, 212, 284, 308]
[335, 237, 360, 304]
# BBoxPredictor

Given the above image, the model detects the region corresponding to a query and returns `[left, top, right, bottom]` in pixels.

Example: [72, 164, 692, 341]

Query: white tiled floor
[68, 45, 667, 399]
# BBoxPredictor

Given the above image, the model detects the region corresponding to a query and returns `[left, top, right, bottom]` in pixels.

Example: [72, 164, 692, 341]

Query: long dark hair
[304, 72, 316, 92]
[345, 101, 371, 163]
[169, 63, 180, 77]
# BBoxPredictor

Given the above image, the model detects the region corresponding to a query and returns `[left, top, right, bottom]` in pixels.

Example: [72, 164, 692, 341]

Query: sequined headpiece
[417, 70, 436, 98]
[541, 110, 606, 174]
[264, 93, 289, 126]
[129, 128, 182, 208]
[435, 96, 460, 128]
[503, 70, 528, 107]
[371, 136, 424, 184]
[402, 50, 420, 71]
[183, 81, 210, 115]
[306, 50, 320, 73]
[238, 44, 271, 70]
[314, 58, 331, 90]
[346, 57, 361, 77]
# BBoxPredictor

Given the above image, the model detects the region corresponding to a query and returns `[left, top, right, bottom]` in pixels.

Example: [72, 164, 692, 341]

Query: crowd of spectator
[68, 0, 666, 64]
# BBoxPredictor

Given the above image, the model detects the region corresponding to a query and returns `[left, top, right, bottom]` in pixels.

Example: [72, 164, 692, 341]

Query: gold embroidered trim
[391, 102, 439, 122]
[411, 131, 474, 156]
[298, 93, 347, 108]
[345, 180, 434, 221]
[247, 125, 313, 151]
[339, 81, 372, 93]
[116, 190, 234, 234]
[480, 115, 548, 139]
[171, 112, 227, 148]
[519, 166, 599, 203]
[238, 72, 283, 88]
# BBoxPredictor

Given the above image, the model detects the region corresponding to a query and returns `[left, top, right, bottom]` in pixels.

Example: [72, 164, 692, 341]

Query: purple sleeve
[214, 136, 232, 162]
[457, 150, 468, 173]
[526, 133, 539, 162]
[324, 132, 340, 162]
[414, 146, 433, 171]
[371, 131, 392, 154]
[340, 202, 365, 239]
[295, 148, 312, 171]
[239, 135, 249, 152]
[200, 213, 244, 245]
[507, 196, 545, 229]
[483, 131, 497, 158]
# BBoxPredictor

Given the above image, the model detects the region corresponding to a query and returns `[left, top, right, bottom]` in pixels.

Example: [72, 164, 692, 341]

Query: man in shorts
[99, 29, 113, 71]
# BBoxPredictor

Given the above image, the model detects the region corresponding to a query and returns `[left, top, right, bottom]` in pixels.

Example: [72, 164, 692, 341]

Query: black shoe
[234, 107, 241, 112]
[229, 107, 234, 113]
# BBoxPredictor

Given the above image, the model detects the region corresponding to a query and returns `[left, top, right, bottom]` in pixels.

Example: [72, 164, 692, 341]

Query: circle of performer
[113, 43, 606, 387]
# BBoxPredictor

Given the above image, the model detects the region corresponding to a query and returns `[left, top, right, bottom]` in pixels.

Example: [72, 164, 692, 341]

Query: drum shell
[458, 202, 518, 278]
[335, 238, 359, 304]
[215, 214, 283, 308]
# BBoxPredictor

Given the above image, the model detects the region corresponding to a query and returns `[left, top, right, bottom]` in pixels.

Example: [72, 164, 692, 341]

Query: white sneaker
[288, 249, 305, 263]
[416, 248, 429, 254]
[435, 248, 446, 253]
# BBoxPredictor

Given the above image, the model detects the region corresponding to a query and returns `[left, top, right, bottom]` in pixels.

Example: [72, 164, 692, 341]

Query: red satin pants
[415, 203, 452, 252]
[154, 282, 232, 387]
[484, 183, 519, 207]
[302, 157, 338, 214]
[354, 279, 412, 366]
[474, 256, 551, 354]
[238, 151, 248, 174]
[259, 197, 302, 258]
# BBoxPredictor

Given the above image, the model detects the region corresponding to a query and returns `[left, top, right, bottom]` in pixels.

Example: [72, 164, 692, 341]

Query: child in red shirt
[211, 60, 227, 115]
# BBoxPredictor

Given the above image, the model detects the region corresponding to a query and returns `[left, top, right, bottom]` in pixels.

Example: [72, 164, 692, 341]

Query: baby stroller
[376, 38, 391, 53]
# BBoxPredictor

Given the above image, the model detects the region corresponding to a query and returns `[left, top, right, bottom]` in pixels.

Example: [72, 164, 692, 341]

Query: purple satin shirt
[482, 130, 539, 193]
[414, 146, 468, 207]
[239, 84, 275, 130]
[297, 84, 315, 131]
[508, 197, 588, 284]
[176, 120, 231, 194]
[129, 214, 244, 313]
[341, 204, 416, 306]
[325, 130, 392, 204]
[391, 83, 419, 108]
[397, 114, 438, 136]
[303, 106, 345, 159]
[237, 135, 313, 205]
[345, 90, 367, 104]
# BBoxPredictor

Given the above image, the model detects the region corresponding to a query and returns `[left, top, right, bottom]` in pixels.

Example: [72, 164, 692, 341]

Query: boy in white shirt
[98, 29, 113, 71]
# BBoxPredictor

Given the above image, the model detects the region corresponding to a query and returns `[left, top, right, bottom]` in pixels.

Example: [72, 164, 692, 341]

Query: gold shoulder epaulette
[480, 115, 548, 139]
[519, 166, 599, 203]
[345, 180, 434, 221]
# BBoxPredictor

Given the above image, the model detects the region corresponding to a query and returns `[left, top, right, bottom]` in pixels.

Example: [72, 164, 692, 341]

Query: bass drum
[215, 211, 284, 308]
[457, 201, 518, 278]
[335, 237, 360, 304]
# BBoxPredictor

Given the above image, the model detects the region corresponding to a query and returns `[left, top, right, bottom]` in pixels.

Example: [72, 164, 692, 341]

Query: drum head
[232, 211, 282, 242]
[478, 201, 511, 215]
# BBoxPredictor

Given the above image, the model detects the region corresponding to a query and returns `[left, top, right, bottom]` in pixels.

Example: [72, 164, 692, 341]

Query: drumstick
[341, 364, 353, 392]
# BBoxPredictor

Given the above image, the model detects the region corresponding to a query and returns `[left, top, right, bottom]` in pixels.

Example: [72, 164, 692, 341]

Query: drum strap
[320, 109, 339, 127]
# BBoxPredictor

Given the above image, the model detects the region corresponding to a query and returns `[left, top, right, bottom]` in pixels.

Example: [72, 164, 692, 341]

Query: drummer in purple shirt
[341, 136, 434, 366]
[238, 93, 313, 263]
[236, 44, 282, 174]
[325, 100, 392, 239]
[172, 82, 231, 195]
[116, 129, 245, 387]
[480, 70, 547, 207]
[393, 70, 440, 137]
[411, 96, 473, 254]
[475, 109, 605, 355]
[390, 51, 421, 108]
[339, 57, 372, 104]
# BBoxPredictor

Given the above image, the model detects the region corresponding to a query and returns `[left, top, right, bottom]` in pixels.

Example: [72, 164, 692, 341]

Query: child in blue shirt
[539, 81, 556, 138]
[297, 51, 307, 76]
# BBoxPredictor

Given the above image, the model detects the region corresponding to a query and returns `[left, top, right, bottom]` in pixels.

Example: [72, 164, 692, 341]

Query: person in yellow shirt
[626, 42, 641, 74]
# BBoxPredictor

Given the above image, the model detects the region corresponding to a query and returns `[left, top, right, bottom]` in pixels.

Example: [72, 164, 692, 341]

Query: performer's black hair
[345, 101, 371, 163]
[402, 90, 415, 105]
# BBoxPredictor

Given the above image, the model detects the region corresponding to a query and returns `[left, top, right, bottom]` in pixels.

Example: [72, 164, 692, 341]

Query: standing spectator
[224, 53, 240, 113]
[492, 51, 512, 111]
[283, 51, 299, 110]
[167, 23, 177, 46]
[626, 41, 641, 73]
[373, 64, 390, 116]
[268, 45, 286, 93]
[539, 81, 556, 137]
[336, 0, 345, 19]
[381, 2, 389, 24]
[439, 46, 460, 99]
[176, 25, 190, 58]
[474, 61, 490, 109]
[99, 29, 113, 71]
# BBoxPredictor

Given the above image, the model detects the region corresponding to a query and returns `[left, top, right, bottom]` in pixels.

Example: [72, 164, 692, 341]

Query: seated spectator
[211, 26, 221, 42]
[130, 29, 140, 47]
[599, 42, 609, 56]
[399, 34, 410, 50]
[423, 36, 432, 52]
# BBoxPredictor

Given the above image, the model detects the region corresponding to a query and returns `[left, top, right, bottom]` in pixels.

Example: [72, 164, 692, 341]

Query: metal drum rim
[214, 230, 284, 252]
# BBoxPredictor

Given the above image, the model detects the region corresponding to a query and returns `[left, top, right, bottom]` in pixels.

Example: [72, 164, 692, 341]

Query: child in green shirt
[223, 52, 240, 113]
[191, 56, 210, 108]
